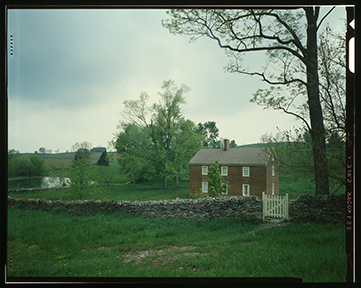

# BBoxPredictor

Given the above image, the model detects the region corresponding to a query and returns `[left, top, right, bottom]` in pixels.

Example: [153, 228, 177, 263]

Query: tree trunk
[175, 176, 179, 186]
[132, 169, 135, 186]
[305, 8, 330, 195]
[163, 176, 167, 188]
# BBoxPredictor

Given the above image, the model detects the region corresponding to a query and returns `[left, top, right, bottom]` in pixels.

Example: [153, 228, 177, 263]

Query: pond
[8, 177, 71, 190]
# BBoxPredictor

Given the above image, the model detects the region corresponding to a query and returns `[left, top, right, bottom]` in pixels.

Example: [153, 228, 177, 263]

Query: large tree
[114, 123, 150, 185]
[115, 80, 205, 188]
[163, 7, 342, 195]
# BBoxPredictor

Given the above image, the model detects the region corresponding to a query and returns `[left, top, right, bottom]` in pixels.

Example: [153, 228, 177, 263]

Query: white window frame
[221, 166, 228, 176]
[202, 166, 208, 175]
[221, 183, 228, 195]
[272, 165, 275, 177]
[242, 184, 250, 196]
[202, 182, 208, 193]
[242, 167, 250, 177]
[272, 183, 275, 195]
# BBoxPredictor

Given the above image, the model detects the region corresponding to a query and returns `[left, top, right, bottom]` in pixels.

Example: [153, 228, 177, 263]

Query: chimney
[224, 139, 230, 151]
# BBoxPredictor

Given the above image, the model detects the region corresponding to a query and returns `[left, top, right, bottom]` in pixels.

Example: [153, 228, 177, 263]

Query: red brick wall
[189, 165, 268, 198]
[265, 157, 279, 196]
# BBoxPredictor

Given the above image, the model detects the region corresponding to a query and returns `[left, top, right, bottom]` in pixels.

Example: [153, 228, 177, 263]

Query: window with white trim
[221, 166, 228, 176]
[221, 183, 228, 195]
[272, 165, 275, 176]
[243, 167, 250, 177]
[272, 183, 275, 195]
[202, 182, 208, 193]
[242, 184, 250, 196]
[202, 166, 208, 175]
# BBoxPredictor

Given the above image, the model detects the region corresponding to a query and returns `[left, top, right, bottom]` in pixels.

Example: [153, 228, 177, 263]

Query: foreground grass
[7, 207, 346, 281]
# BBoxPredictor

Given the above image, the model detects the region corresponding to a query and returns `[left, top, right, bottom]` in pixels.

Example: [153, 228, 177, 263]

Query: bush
[8, 156, 45, 177]
[96, 151, 109, 166]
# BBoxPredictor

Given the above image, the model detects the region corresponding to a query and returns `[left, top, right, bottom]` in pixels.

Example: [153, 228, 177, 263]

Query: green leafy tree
[163, 8, 342, 195]
[116, 79, 204, 188]
[8, 156, 32, 177]
[73, 142, 92, 162]
[8, 155, 45, 177]
[195, 121, 220, 148]
[114, 123, 150, 185]
[67, 157, 98, 200]
[229, 140, 237, 148]
[170, 119, 205, 186]
[28, 155, 46, 176]
[207, 161, 229, 197]
[96, 150, 109, 166]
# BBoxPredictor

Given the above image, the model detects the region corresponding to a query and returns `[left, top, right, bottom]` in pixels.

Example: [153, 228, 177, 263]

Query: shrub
[8, 156, 45, 177]
[96, 151, 109, 166]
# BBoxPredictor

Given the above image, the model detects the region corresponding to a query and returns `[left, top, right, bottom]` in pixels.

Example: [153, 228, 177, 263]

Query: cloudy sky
[7, 7, 346, 153]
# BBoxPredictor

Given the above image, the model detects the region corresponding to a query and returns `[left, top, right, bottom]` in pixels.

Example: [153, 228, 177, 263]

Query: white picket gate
[262, 192, 289, 220]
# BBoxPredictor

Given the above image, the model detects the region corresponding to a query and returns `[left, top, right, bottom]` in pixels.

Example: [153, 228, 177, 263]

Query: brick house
[189, 139, 279, 198]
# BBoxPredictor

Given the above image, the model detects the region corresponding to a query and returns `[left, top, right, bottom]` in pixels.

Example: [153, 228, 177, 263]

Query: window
[272, 165, 275, 176]
[242, 184, 250, 196]
[272, 183, 275, 195]
[221, 166, 228, 176]
[202, 166, 208, 175]
[243, 167, 250, 177]
[202, 182, 208, 193]
[221, 183, 228, 195]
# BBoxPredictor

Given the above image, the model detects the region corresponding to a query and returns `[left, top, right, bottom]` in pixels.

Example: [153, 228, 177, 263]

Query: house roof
[188, 148, 271, 166]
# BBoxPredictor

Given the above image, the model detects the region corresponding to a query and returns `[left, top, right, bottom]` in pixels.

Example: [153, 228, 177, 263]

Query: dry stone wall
[7, 194, 345, 222]
[8, 187, 68, 194]
[289, 194, 345, 222]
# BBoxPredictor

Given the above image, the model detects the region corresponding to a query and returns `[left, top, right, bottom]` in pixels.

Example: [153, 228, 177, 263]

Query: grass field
[7, 206, 346, 281]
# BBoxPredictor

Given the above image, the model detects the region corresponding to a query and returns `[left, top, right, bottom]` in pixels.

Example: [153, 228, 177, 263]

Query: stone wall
[7, 194, 345, 222]
[8, 187, 68, 194]
[289, 194, 345, 222]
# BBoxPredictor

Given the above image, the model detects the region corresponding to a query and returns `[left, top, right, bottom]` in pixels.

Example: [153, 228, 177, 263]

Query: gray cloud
[7, 7, 346, 152]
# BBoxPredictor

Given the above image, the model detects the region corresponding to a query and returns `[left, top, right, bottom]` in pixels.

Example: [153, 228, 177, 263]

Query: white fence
[262, 192, 289, 220]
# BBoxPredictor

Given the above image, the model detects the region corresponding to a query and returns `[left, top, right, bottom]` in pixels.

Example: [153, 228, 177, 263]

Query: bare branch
[274, 105, 312, 132]
[317, 6, 335, 31]
[229, 68, 307, 87]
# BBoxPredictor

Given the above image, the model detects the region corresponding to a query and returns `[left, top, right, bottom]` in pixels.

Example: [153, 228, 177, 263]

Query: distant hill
[234, 142, 289, 149]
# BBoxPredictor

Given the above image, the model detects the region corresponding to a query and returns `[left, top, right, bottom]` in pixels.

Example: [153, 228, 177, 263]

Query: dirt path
[122, 246, 203, 266]
[247, 218, 291, 234]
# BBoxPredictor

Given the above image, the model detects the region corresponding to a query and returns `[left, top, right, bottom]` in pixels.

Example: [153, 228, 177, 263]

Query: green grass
[7, 206, 346, 281]
[8, 178, 190, 202]
[279, 173, 315, 199]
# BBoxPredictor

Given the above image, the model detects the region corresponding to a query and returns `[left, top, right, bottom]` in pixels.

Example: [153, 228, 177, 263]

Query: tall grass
[7, 207, 346, 281]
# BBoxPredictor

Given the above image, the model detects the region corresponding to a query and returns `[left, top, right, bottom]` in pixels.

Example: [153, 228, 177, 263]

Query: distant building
[189, 139, 279, 198]
[90, 147, 106, 153]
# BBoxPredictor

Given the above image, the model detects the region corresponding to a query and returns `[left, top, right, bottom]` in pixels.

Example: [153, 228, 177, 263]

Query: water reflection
[8, 177, 71, 190]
